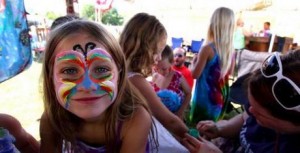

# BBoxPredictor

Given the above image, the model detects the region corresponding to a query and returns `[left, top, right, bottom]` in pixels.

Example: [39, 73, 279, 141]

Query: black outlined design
[72, 42, 96, 60]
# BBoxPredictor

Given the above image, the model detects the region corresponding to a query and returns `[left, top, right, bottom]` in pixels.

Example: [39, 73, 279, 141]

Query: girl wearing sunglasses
[196, 50, 300, 153]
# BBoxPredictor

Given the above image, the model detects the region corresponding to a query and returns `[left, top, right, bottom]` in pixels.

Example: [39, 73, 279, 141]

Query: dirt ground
[0, 61, 44, 140]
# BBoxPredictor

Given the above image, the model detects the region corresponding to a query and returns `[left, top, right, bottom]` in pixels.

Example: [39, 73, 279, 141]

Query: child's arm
[190, 45, 213, 79]
[176, 75, 192, 120]
[39, 112, 62, 153]
[120, 106, 152, 153]
[197, 112, 248, 139]
[0, 113, 39, 153]
[129, 75, 188, 139]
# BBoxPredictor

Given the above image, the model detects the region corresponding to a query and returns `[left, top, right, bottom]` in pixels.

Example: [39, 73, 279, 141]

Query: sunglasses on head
[261, 52, 300, 112]
[174, 54, 183, 58]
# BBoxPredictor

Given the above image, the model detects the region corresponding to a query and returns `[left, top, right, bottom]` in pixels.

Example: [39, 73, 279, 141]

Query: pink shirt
[172, 65, 194, 89]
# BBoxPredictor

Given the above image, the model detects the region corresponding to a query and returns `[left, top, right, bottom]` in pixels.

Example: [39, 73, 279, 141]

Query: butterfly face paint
[53, 48, 118, 110]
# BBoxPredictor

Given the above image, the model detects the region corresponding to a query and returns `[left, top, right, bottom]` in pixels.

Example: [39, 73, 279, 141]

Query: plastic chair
[190, 39, 204, 53]
[171, 37, 183, 50]
[276, 36, 286, 52]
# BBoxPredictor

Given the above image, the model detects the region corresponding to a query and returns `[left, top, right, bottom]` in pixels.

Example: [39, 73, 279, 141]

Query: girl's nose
[77, 72, 97, 91]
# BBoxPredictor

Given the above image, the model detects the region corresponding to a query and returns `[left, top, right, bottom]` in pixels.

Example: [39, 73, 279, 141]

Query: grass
[0, 61, 44, 140]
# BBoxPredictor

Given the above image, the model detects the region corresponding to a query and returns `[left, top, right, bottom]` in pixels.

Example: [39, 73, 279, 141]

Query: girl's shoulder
[123, 106, 151, 129]
[120, 106, 152, 144]
[122, 105, 151, 129]
[202, 43, 216, 53]
[199, 44, 215, 60]
[128, 72, 144, 78]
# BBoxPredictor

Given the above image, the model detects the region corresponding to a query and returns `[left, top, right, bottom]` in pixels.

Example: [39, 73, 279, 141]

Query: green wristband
[189, 128, 200, 138]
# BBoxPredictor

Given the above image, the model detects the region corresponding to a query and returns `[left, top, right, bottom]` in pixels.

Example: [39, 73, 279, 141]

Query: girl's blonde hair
[119, 12, 167, 77]
[42, 20, 156, 152]
[207, 7, 235, 77]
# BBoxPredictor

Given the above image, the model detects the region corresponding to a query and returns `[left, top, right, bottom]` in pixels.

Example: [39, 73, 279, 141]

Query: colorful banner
[0, 0, 32, 83]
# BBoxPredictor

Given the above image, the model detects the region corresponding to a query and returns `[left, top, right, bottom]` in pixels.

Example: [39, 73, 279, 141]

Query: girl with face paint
[39, 20, 157, 153]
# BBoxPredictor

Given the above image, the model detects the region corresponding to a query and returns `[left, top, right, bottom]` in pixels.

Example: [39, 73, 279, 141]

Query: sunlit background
[24, 0, 300, 44]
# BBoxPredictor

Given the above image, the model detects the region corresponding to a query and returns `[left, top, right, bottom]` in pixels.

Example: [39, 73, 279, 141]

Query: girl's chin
[76, 112, 104, 121]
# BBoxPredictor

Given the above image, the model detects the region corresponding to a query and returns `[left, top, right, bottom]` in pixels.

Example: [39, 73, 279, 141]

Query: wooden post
[66, 0, 75, 15]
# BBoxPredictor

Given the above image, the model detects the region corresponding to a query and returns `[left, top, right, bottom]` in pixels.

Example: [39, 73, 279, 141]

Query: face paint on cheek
[54, 51, 86, 109]
[97, 80, 117, 101]
[56, 81, 77, 108]
[86, 48, 117, 101]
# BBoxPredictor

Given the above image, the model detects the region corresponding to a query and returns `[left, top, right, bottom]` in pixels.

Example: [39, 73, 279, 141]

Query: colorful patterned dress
[188, 43, 229, 127]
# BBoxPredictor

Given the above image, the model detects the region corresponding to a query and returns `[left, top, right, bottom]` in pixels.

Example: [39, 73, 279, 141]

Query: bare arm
[215, 112, 248, 138]
[0, 114, 39, 153]
[197, 112, 248, 139]
[190, 45, 213, 79]
[129, 75, 188, 139]
[120, 107, 152, 153]
[176, 75, 191, 120]
[39, 112, 62, 153]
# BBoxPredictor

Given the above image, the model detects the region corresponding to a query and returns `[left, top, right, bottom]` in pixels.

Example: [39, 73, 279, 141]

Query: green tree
[81, 4, 95, 20]
[101, 8, 124, 26]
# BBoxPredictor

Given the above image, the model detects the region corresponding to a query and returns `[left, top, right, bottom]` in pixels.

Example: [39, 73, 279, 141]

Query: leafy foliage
[81, 4, 95, 20]
[101, 8, 124, 26]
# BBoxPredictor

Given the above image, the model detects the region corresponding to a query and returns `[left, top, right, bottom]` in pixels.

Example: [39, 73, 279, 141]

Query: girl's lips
[72, 95, 106, 104]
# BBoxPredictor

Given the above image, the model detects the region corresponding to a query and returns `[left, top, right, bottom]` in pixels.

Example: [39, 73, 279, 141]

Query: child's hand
[182, 133, 222, 153]
[196, 120, 219, 140]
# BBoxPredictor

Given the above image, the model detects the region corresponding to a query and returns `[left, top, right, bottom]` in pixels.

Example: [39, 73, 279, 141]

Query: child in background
[189, 7, 235, 126]
[39, 20, 156, 153]
[152, 45, 191, 120]
[119, 12, 189, 140]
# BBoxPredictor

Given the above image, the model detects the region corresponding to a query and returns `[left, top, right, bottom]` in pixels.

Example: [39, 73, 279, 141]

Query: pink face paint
[87, 49, 116, 101]
[54, 51, 85, 107]
[54, 48, 117, 109]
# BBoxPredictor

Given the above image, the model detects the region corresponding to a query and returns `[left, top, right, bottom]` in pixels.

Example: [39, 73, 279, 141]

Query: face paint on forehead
[56, 50, 85, 63]
[86, 48, 113, 67]
[73, 42, 96, 60]
[54, 51, 85, 83]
